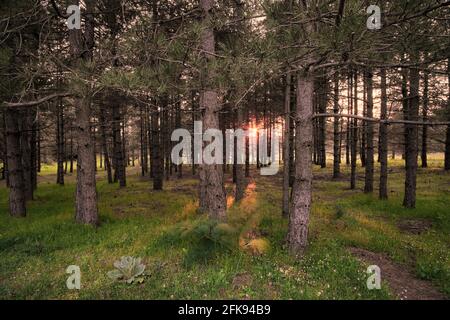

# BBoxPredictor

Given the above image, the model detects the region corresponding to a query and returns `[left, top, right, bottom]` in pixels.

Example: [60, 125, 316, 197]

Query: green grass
[0, 155, 448, 299]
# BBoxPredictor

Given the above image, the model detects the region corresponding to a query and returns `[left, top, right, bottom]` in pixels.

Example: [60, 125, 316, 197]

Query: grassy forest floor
[0, 156, 449, 300]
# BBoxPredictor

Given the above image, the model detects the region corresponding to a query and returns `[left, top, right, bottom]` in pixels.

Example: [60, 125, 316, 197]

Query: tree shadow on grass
[151, 219, 239, 269]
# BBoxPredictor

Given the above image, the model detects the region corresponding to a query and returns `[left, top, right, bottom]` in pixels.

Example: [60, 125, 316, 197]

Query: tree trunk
[332, 72, 340, 179]
[21, 109, 33, 201]
[350, 71, 358, 190]
[318, 75, 327, 168]
[199, 0, 226, 220]
[345, 73, 351, 166]
[148, 105, 154, 178]
[361, 75, 367, 167]
[421, 70, 429, 168]
[255, 100, 260, 169]
[313, 86, 318, 165]
[2, 111, 8, 184]
[122, 118, 128, 168]
[30, 112, 37, 191]
[5, 108, 26, 217]
[403, 63, 420, 209]
[289, 81, 296, 187]
[112, 102, 126, 187]
[364, 69, 374, 193]
[152, 106, 163, 190]
[287, 73, 313, 255]
[69, 130, 74, 174]
[99, 147, 103, 169]
[140, 106, 147, 176]
[445, 59, 450, 171]
[56, 101, 65, 185]
[163, 103, 171, 181]
[282, 71, 291, 217]
[69, 0, 98, 225]
[235, 106, 246, 202]
[379, 68, 389, 200]
[191, 91, 197, 176]
[37, 122, 41, 173]
[445, 125, 450, 171]
[245, 107, 250, 178]
[176, 100, 183, 179]
[75, 94, 98, 225]
[99, 105, 113, 183]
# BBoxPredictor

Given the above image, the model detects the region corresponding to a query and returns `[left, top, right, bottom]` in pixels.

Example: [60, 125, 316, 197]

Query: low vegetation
[1, 156, 448, 299]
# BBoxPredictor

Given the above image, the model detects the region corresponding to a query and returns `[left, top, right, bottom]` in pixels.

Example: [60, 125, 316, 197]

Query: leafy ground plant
[107, 256, 146, 284]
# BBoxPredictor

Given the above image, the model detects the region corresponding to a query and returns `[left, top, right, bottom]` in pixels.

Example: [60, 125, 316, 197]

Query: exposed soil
[397, 219, 433, 235]
[349, 247, 446, 300]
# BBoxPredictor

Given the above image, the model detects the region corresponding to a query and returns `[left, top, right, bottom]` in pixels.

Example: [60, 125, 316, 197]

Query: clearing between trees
[0, 156, 448, 300]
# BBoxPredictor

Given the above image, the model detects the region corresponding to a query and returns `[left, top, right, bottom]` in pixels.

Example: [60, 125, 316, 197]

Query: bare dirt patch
[397, 219, 433, 235]
[349, 247, 446, 300]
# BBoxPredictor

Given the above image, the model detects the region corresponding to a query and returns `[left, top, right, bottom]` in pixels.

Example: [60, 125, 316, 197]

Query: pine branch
[1, 92, 72, 108]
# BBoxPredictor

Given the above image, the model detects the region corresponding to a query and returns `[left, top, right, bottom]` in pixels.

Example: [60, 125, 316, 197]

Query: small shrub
[177, 219, 239, 267]
[335, 205, 346, 219]
[244, 238, 270, 256]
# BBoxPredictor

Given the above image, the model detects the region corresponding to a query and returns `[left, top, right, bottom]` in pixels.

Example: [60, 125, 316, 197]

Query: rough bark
[69, 130, 74, 173]
[37, 122, 41, 174]
[140, 105, 149, 176]
[255, 101, 260, 169]
[69, 0, 98, 225]
[345, 73, 351, 166]
[446, 125, 450, 171]
[282, 71, 291, 217]
[361, 75, 367, 167]
[445, 59, 450, 171]
[1, 113, 6, 181]
[421, 71, 429, 168]
[56, 101, 65, 185]
[99, 105, 113, 183]
[364, 69, 374, 193]
[350, 71, 358, 190]
[235, 106, 246, 202]
[122, 118, 128, 168]
[163, 103, 171, 181]
[313, 86, 318, 165]
[233, 0, 247, 200]
[5, 108, 26, 217]
[199, 0, 227, 220]
[379, 68, 389, 200]
[245, 107, 250, 178]
[287, 72, 314, 256]
[403, 63, 420, 209]
[151, 106, 163, 190]
[318, 75, 327, 168]
[75, 93, 98, 225]
[176, 100, 183, 179]
[21, 109, 33, 200]
[191, 91, 197, 176]
[112, 102, 126, 187]
[31, 114, 37, 190]
[148, 104, 154, 178]
[332, 72, 340, 179]
[289, 81, 296, 187]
